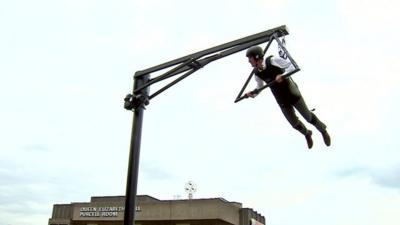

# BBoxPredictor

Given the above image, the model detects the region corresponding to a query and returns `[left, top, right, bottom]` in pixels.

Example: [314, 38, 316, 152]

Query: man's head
[246, 46, 264, 68]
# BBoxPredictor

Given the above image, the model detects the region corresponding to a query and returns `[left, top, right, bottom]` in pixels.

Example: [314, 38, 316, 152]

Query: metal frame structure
[123, 25, 297, 225]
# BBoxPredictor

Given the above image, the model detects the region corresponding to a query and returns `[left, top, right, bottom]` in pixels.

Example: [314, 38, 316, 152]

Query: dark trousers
[280, 97, 327, 135]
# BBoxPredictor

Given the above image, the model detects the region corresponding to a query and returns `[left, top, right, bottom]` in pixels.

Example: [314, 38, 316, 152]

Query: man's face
[248, 56, 261, 68]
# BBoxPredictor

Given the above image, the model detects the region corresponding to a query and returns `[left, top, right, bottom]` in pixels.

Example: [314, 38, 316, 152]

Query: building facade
[49, 195, 265, 225]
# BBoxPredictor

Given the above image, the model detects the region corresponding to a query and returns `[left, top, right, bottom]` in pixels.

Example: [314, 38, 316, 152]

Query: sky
[0, 0, 400, 225]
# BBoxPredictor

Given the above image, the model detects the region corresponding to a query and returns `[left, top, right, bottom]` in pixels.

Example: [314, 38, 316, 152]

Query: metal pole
[124, 73, 150, 225]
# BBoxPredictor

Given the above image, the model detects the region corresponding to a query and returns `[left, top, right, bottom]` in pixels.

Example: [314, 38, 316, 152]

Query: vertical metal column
[123, 74, 150, 225]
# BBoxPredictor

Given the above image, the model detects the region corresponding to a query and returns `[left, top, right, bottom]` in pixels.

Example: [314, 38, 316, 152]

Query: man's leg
[292, 97, 331, 146]
[280, 105, 313, 149]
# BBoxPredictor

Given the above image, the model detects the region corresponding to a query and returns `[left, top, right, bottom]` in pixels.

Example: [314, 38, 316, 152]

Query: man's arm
[255, 75, 264, 89]
[271, 56, 295, 83]
[246, 76, 264, 98]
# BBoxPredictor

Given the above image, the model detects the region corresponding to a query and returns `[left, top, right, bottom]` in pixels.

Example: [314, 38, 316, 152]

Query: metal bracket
[188, 60, 202, 69]
[124, 94, 149, 111]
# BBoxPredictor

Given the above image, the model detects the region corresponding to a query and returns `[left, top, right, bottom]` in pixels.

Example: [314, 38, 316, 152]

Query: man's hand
[275, 74, 284, 83]
[245, 92, 256, 98]
[245, 89, 259, 98]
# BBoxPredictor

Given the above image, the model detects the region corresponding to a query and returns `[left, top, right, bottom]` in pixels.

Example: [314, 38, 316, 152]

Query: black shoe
[321, 130, 331, 146]
[305, 130, 313, 149]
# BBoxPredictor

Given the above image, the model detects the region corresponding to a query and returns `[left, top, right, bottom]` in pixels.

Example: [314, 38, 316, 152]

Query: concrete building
[49, 195, 265, 225]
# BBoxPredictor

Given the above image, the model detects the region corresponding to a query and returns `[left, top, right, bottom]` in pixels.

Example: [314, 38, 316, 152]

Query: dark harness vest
[255, 56, 301, 107]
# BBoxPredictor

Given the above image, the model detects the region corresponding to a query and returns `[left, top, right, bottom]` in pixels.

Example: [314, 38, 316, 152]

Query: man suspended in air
[245, 46, 331, 149]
